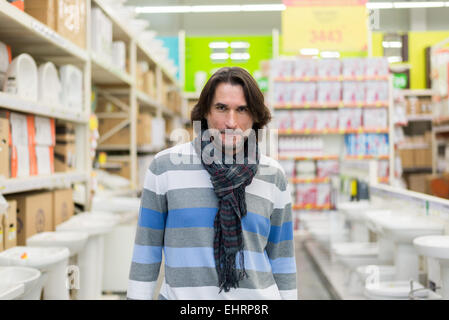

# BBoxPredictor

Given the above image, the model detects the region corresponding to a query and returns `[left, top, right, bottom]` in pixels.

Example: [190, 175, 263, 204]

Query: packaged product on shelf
[317, 160, 339, 178]
[326, 110, 339, 130]
[10, 144, 37, 178]
[3, 53, 38, 102]
[2, 200, 17, 249]
[0, 41, 12, 89]
[365, 80, 389, 104]
[38, 62, 62, 106]
[279, 159, 295, 178]
[368, 133, 389, 156]
[34, 116, 55, 146]
[407, 97, 420, 115]
[293, 59, 317, 79]
[342, 81, 365, 104]
[317, 59, 341, 78]
[378, 160, 389, 178]
[273, 82, 291, 106]
[365, 58, 389, 77]
[151, 117, 166, 147]
[112, 41, 127, 72]
[362, 108, 388, 129]
[342, 58, 365, 78]
[296, 160, 316, 174]
[355, 133, 366, 155]
[143, 70, 156, 98]
[52, 188, 74, 229]
[136, 61, 149, 92]
[56, 0, 86, 49]
[91, 7, 112, 61]
[338, 108, 362, 130]
[274, 110, 293, 130]
[35, 145, 54, 175]
[296, 183, 317, 206]
[271, 59, 293, 79]
[0, 111, 9, 178]
[9, 112, 35, 146]
[59, 65, 83, 110]
[315, 111, 328, 131]
[7, 0, 24, 10]
[55, 122, 75, 172]
[291, 83, 316, 105]
[316, 184, 331, 207]
[24, 0, 56, 30]
[6, 191, 53, 245]
[137, 113, 152, 145]
[294, 111, 317, 131]
[317, 81, 341, 104]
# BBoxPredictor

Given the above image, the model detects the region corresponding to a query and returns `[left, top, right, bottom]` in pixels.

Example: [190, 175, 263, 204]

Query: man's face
[205, 82, 254, 153]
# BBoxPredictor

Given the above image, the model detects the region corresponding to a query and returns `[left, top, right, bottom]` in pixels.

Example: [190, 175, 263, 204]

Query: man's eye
[216, 105, 226, 110]
[237, 107, 248, 112]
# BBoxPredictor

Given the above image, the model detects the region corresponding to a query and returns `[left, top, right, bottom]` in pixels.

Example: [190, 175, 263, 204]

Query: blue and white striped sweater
[127, 141, 297, 300]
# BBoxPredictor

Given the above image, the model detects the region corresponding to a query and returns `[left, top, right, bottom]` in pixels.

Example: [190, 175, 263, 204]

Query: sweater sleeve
[266, 178, 298, 300]
[127, 157, 167, 300]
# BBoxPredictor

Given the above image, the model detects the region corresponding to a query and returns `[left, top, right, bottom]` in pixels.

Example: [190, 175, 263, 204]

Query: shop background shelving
[0, 1, 188, 209]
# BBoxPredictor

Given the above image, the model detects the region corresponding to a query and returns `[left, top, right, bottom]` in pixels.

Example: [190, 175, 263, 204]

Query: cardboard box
[105, 159, 130, 180]
[414, 148, 432, 168]
[25, 0, 56, 30]
[6, 192, 53, 245]
[55, 0, 86, 49]
[54, 143, 76, 172]
[408, 174, 432, 194]
[3, 200, 17, 249]
[143, 71, 156, 98]
[137, 113, 152, 145]
[10, 145, 37, 178]
[399, 149, 415, 169]
[427, 175, 449, 199]
[35, 145, 55, 175]
[0, 111, 9, 178]
[99, 114, 152, 146]
[52, 189, 74, 229]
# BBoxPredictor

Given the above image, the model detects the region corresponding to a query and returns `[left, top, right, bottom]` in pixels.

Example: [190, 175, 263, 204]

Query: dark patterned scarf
[194, 129, 259, 292]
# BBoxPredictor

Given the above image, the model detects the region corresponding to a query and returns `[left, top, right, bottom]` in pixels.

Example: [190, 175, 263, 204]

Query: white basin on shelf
[379, 216, 444, 243]
[0, 282, 24, 300]
[0, 266, 41, 300]
[414, 235, 449, 300]
[0, 246, 70, 300]
[364, 281, 430, 300]
[91, 196, 140, 213]
[27, 231, 89, 257]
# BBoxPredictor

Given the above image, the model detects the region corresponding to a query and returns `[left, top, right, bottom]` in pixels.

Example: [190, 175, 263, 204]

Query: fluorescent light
[382, 41, 403, 48]
[230, 53, 250, 60]
[210, 53, 229, 60]
[387, 56, 403, 63]
[209, 41, 229, 49]
[241, 4, 286, 11]
[300, 48, 320, 55]
[230, 41, 250, 49]
[393, 1, 445, 8]
[135, 6, 191, 13]
[320, 51, 340, 58]
[192, 5, 242, 13]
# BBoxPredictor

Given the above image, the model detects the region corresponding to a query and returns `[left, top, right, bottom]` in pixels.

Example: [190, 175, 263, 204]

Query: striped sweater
[127, 141, 297, 300]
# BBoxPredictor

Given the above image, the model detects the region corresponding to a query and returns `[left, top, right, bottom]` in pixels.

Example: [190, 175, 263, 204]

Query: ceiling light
[300, 48, 320, 55]
[230, 42, 250, 49]
[393, 1, 445, 8]
[230, 53, 250, 60]
[135, 6, 191, 14]
[209, 41, 229, 49]
[366, 2, 394, 9]
[320, 51, 340, 59]
[210, 53, 229, 60]
[136, 4, 286, 14]
[192, 5, 242, 13]
[241, 4, 286, 11]
[387, 56, 403, 63]
[382, 41, 403, 48]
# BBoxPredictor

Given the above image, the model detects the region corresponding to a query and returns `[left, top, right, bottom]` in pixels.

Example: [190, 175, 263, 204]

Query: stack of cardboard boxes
[398, 132, 433, 169]
[24, 0, 86, 49]
[406, 97, 433, 116]
[55, 122, 76, 172]
[136, 62, 157, 100]
[0, 189, 74, 251]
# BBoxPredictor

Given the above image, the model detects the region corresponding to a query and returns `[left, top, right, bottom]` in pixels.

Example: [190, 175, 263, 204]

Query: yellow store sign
[282, 0, 368, 53]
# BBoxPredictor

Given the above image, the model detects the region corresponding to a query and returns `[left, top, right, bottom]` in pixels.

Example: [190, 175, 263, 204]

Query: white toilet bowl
[27, 231, 89, 257]
[364, 280, 439, 300]
[3, 53, 38, 101]
[0, 246, 70, 300]
[0, 266, 41, 300]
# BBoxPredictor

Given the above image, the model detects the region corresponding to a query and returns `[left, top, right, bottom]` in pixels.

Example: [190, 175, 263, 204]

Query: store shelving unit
[0, 1, 92, 207]
[269, 58, 395, 212]
[0, 1, 187, 205]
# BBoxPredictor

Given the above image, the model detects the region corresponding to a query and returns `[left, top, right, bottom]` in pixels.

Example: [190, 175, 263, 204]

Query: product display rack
[269, 58, 395, 212]
[0, 1, 187, 208]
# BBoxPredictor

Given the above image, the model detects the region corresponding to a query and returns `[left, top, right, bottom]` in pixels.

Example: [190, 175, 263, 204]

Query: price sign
[282, 0, 368, 53]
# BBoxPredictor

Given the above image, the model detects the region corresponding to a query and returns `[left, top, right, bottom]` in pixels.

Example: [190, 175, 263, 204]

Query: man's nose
[225, 110, 238, 129]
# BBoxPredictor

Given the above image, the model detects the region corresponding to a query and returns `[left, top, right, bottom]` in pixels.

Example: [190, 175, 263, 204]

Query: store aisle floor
[295, 235, 333, 300]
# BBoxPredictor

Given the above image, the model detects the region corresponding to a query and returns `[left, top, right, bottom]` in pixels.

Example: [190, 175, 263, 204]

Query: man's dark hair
[190, 67, 272, 133]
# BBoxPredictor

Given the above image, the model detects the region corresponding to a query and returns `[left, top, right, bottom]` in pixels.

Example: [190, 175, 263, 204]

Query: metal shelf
[0, 1, 88, 66]
[92, 0, 133, 43]
[0, 172, 87, 195]
[0, 92, 88, 123]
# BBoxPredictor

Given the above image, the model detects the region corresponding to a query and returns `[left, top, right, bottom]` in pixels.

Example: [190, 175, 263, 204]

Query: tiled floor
[110, 235, 332, 301]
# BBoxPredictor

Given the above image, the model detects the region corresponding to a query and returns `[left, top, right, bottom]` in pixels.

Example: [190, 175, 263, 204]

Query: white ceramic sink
[27, 231, 89, 257]
[0, 246, 69, 270]
[91, 196, 141, 213]
[378, 216, 444, 243]
[414, 235, 449, 300]
[0, 282, 24, 300]
[0, 266, 41, 300]
[56, 213, 117, 236]
[337, 201, 372, 222]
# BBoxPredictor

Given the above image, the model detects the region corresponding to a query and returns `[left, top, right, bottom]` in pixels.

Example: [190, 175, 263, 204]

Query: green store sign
[393, 73, 408, 89]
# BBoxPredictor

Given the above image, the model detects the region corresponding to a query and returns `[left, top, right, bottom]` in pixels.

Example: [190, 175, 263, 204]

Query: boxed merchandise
[363, 108, 388, 129]
[378, 160, 389, 178]
[136, 61, 149, 92]
[105, 158, 130, 180]
[271, 59, 293, 79]
[10, 145, 37, 178]
[296, 160, 315, 174]
[98, 113, 152, 146]
[317, 160, 339, 178]
[56, 0, 86, 49]
[342, 81, 365, 104]
[338, 108, 362, 130]
[6, 192, 53, 245]
[408, 174, 432, 194]
[52, 188, 74, 229]
[317, 59, 341, 78]
[274, 110, 293, 130]
[365, 81, 389, 104]
[56, 122, 75, 143]
[279, 160, 295, 178]
[399, 149, 415, 169]
[3, 200, 17, 250]
[54, 143, 75, 172]
[35, 145, 54, 175]
[34, 116, 55, 146]
[316, 184, 331, 207]
[9, 112, 35, 146]
[365, 58, 389, 77]
[293, 59, 317, 79]
[342, 58, 365, 78]
[317, 82, 341, 104]
[291, 83, 316, 105]
[8, 1, 24, 10]
[24, 0, 56, 30]
[0, 111, 9, 178]
[143, 70, 156, 98]
[91, 7, 112, 61]
[273, 83, 292, 105]
[414, 147, 432, 168]
[112, 41, 126, 72]
[296, 183, 317, 206]
[138, 113, 152, 145]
